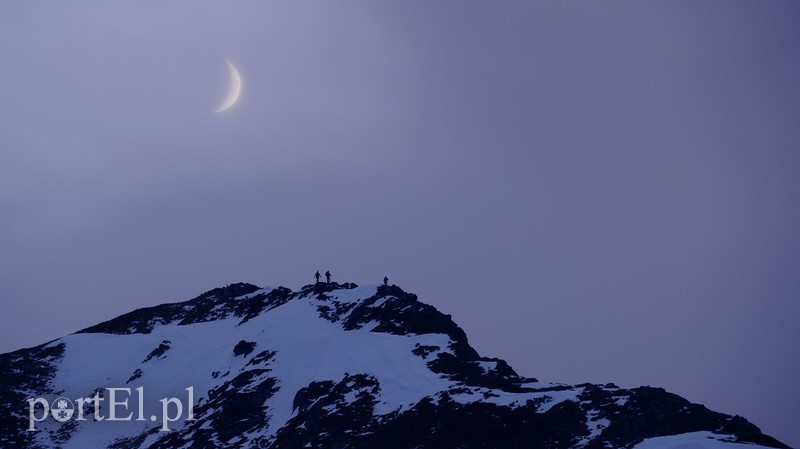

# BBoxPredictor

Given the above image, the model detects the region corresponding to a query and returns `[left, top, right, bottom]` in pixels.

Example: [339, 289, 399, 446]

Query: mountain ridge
[0, 281, 790, 449]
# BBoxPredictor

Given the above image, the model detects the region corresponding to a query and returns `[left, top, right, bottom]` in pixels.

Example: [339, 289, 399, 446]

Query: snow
[476, 360, 497, 373]
[250, 293, 454, 426]
[632, 432, 775, 449]
[448, 384, 584, 412]
[233, 288, 273, 301]
[26, 284, 773, 449]
[537, 387, 584, 413]
[575, 408, 610, 447]
[39, 285, 457, 447]
[322, 284, 379, 303]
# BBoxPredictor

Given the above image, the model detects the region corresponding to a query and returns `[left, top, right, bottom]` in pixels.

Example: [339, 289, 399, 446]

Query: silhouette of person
[383, 276, 388, 287]
[325, 271, 331, 284]
[314, 271, 321, 283]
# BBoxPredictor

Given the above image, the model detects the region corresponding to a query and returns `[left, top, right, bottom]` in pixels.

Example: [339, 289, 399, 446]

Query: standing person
[325, 271, 331, 284]
[314, 271, 321, 284]
[383, 276, 388, 287]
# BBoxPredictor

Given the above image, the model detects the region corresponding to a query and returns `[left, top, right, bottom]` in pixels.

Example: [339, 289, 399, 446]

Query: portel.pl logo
[28, 387, 195, 432]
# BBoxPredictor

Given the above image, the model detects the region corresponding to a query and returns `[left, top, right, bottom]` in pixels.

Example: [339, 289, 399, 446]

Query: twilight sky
[2, 1, 799, 446]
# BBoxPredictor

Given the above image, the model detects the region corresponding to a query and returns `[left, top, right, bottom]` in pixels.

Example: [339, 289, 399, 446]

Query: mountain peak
[0, 281, 790, 449]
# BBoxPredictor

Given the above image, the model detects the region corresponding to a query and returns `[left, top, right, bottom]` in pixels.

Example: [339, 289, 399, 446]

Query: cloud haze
[2, 2, 799, 446]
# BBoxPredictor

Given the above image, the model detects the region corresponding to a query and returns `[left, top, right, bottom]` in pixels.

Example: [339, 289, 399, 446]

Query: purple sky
[2, 2, 799, 446]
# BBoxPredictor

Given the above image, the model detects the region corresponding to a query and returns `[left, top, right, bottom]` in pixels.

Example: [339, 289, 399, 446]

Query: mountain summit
[0, 282, 790, 449]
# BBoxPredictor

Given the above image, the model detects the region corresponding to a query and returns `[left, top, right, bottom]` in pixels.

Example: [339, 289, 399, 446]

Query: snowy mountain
[0, 282, 790, 449]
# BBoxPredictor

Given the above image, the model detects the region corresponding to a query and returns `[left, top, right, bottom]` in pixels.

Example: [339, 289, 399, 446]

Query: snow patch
[632, 431, 774, 449]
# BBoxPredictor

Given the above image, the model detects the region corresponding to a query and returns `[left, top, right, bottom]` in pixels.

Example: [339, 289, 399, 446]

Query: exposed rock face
[233, 340, 256, 357]
[0, 282, 790, 449]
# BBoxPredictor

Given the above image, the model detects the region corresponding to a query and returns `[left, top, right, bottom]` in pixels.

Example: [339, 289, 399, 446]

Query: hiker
[325, 271, 331, 284]
[383, 276, 388, 287]
[314, 271, 321, 283]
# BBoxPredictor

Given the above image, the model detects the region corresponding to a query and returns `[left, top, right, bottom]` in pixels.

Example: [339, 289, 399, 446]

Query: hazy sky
[2, 1, 799, 446]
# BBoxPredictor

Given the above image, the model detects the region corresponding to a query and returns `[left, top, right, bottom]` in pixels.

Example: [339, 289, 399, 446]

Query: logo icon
[50, 398, 74, 422]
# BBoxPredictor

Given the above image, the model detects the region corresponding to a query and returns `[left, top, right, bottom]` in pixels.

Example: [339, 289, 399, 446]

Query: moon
[214, 61, 241, 113]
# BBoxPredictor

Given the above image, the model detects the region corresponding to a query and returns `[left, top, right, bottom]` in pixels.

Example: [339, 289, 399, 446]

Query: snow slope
[0, 282, 790, 449]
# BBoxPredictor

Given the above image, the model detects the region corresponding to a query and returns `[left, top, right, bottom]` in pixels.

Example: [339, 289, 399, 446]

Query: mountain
[0, 282, 790, 449]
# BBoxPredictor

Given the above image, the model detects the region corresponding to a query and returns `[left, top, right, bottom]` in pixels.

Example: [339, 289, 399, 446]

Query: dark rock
[78, 283, 265, 334]
[0, 342, 65, 449]
[143, 340, 171, 362]
[272, 374, 381, 449]
[233, 340, 256, 357]
[126, 368, 143, 383]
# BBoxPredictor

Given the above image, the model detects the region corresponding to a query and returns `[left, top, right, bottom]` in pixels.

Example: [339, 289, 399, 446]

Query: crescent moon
[214, 61, 242, 113]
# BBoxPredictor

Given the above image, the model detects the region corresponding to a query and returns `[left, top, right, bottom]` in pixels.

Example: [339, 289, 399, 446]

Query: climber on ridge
[383, 276, 389, 287]
[314, 271, 321, 284]
[325, 270, 331, 284]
